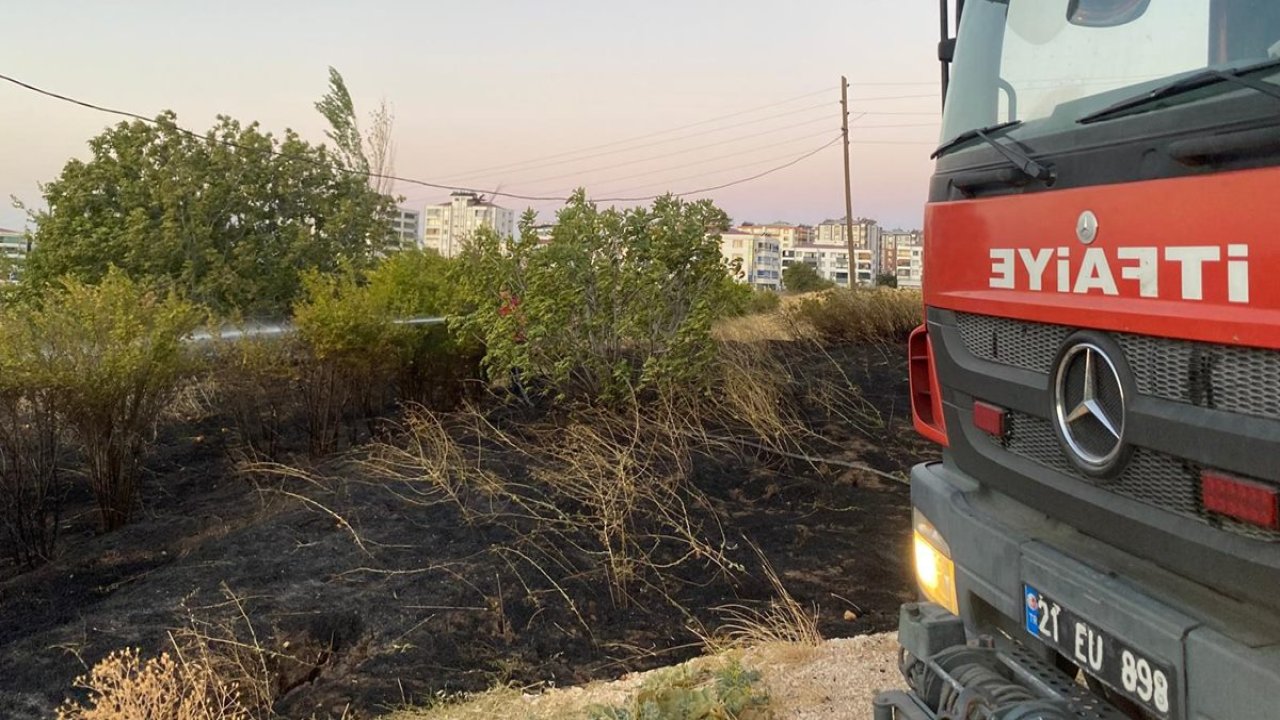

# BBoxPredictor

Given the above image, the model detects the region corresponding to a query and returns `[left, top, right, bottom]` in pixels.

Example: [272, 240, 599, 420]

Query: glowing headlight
[913, 509, 959, 615]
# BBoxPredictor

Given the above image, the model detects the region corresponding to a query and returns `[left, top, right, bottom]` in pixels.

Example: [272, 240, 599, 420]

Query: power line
[436, 92, 938, 183]
[0, 71, 844, 204]
[592, 135, 845, 202]
[437, 102, 834, 184]
[433, 88, 834, 180]
[507, 128, 837, 190]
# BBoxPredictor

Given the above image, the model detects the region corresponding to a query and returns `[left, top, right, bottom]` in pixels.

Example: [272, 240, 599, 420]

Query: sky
[0, 1, 942, 233]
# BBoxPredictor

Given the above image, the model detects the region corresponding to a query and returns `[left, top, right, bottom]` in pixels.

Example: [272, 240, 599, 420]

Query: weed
[588, 658, 772, 720]
[784, 287, 921, 345]
[55, 647, 251, 720]
[704, 546, 822, 651]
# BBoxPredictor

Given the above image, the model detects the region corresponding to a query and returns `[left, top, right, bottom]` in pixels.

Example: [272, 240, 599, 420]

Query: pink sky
[1, 1, 942, 232]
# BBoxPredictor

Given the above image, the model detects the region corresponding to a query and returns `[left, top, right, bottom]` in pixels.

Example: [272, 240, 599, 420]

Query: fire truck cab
[876, 2, 1280, 718]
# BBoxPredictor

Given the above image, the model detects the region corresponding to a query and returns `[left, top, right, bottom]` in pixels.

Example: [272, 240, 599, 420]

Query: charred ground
[0, 340, 929, 720]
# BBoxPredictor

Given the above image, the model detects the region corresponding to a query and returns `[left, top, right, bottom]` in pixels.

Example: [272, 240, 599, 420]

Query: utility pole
[841, 76, 856, 288]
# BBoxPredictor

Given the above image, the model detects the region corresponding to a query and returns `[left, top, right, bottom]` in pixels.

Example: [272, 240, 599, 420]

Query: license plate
[1023, 584, 1178, 718]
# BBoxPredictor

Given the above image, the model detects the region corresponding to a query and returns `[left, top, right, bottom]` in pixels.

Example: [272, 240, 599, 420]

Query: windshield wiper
[932, 120, 1053, 182]
[932, 120, 1022, 158]
[1078, 58, 1280, 125]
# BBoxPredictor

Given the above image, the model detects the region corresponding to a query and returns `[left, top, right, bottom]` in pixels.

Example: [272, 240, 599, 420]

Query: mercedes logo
[1052, 339, 1130, 476]
[1076, 210, 1099, 245]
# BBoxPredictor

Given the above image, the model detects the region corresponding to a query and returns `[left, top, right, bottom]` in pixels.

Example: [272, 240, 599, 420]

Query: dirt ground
[0, 340, 931, 719]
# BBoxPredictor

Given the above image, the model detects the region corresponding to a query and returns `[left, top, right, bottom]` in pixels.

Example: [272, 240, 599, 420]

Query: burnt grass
[0, 340, 932, 719]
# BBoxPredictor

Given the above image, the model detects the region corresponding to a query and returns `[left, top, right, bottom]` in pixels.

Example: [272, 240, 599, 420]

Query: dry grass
[712, 313, 795, 344]
[56, 647, 252, 720]
[58, 580, 368, 720]
[783, 288, 921, 345]
[700, 546, 822, 653]
[355, 403, 738, 610]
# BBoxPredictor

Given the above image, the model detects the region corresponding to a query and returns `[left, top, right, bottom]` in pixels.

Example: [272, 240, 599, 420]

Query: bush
[292, 268, 399, 455]
[781, 263, 833, 294]
[0, 304, 66, 570]
[746, 289, 781, 315]
[588, 658, 772, 720]
[31, 271, 200, 530]
[715, 283, 781, 318]
[291, 250, 473, 455]
[786, 287, 921, 344]
[451, 191, 736, 403]
[365, 249, 479, 407]
[208, 331, 299, 460]
[56, 648, 251, 720]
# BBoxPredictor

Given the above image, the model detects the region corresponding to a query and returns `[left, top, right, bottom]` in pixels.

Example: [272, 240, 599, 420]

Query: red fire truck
[875, 2, 1280, 718]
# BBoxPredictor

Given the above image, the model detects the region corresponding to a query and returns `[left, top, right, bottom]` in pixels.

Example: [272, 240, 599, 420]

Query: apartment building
[422, 192, 515, 258]
[880, 229, 924, 287]
[782, 243, 875, 287]
[0, 227, 30, 282]
[735, 222, 812, 250]
[389, 208, 422, 250]
[813, 217, 880, 252]
[720, 230, 781, 290]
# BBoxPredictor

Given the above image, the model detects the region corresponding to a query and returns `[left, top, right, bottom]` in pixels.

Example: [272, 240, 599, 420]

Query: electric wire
[579, 135, 850, 198]
[508, 127, 838, 190]
[435, 91, 937, 182]
[432, 87, 834, 180]
[0, 71, 852, 204]
[436, 102, 835, 183]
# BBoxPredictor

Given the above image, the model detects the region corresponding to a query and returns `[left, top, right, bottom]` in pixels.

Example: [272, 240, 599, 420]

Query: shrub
[56, 648, 251, 720]
[292, 268, 399, 455]
[781, 263, 832, 294]
[451, 191, 735, 403]
[290, 251, 474, 454]
[208, 331, 300, 460]
[31, 271, 200, 530]
[786, 287, 921, 344]
[0, 304, 66, 570]
[366, 249, 479, 406]
[588, 658, 772, 720]
[746, 289, 781, 315]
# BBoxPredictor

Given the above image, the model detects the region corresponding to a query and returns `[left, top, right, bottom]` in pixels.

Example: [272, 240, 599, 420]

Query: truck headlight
[913, 509, 959, 615]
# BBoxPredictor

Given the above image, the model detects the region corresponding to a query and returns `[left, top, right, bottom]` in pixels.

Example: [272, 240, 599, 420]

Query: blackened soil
[0, 341, 931, 719]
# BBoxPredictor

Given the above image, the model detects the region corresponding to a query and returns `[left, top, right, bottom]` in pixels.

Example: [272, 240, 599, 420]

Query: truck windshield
[941, 0, 1280, 151]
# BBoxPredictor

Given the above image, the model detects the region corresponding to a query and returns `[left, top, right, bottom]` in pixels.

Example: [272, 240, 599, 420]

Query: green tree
[782, 262, 833, 293]
[24, 112, 395, 316]
[315, 67, 398, 203]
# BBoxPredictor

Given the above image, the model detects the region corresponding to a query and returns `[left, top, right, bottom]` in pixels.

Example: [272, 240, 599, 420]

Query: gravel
[387, 632, 906, 720]
[749, 633, 905, 719]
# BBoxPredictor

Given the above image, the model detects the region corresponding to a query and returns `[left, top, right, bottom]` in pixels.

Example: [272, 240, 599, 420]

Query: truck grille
[995, 412, 1280, 542]
[956, 313, 1280, 422]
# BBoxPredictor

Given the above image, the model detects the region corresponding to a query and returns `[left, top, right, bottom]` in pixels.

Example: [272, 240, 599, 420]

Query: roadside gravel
[388, 633, 906, 720]
[753, 633, 905, 719]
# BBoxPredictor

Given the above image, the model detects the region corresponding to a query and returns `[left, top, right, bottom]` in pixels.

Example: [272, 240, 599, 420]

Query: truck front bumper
[878, 460, 1280, 720]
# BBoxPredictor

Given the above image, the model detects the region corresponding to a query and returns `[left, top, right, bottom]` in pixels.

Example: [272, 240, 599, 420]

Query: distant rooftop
[0, 228, 22, 235]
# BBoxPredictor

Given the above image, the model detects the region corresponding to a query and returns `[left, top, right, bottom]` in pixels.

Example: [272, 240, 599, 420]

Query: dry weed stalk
[704, 545, 822, 652]
[358, 402, 737, 611]
[56, 647, 251, 720]
[357, 406, 507, 523]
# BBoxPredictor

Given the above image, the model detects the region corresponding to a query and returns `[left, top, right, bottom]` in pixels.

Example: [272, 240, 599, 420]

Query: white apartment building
[782, 243, 875, 288]
[892, 244, 924, 288]
[720, 231, 781, 290]
[0, 228, 30, 282]
[422, 192, 515, 258]
[389, 208, 422, 250]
